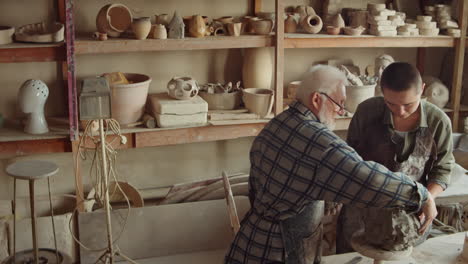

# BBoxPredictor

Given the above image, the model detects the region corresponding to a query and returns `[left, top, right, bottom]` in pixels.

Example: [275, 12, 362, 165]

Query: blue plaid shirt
[225, 101, 428, 263]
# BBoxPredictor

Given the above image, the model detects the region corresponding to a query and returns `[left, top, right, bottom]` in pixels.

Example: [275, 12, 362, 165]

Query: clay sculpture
[167, 77, 199, 100]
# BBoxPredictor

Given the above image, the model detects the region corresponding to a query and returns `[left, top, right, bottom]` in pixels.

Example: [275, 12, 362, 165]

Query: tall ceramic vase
[242, 47, 273, 89]
[132, 17, 151, 40]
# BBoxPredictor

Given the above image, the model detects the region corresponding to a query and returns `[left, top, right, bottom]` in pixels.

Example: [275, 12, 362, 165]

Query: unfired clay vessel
[295, 5, 316, 18]
[167, 77, 199, 100]
[424, 80, 449, 108]
[330, 13, 345, 29]
[155, 14, 170, 27]
[242, 48, 273, 89]
[189, 15, 212, 38]
[243, 88, 274, 118]
[199, 91, 242, 110]
[96, 3, 132, 37]
[15, 22, 64, 43]
[285, 14, 297, 33]
[242, 16, 259, 34]
[132, 17, 151, 40]
[168, 11, 185, 39]
[252, 19, 273, 35]
[152, 24, 167, 39]
[301, 15, 323, 34]
[18, 80, 49, 134]
[343, 26, 365, 36]
[345, 84, 376, 113]
[0, 26, 15, 44]
[326, 26, 341, 35]
[109, 73, 151, 125]
[227, 22, 242, 36]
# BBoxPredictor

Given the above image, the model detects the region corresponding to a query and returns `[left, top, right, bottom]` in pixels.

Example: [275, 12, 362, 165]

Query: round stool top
[6, 160, 59, 180]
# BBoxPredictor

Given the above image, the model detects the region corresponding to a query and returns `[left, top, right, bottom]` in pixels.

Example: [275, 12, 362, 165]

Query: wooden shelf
[285, 34, 456, 48]
[444, 105, 468, 113]
[0, 42, 65, 63]
[74, 35, 274, 55]
[0, 126, 71, 154]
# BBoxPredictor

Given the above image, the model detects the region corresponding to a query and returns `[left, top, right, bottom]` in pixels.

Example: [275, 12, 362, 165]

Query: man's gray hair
[295, 64, 347, 104]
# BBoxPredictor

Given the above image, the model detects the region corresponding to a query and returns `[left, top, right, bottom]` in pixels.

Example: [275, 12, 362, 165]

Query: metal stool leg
[47, 177, 60, 263]
[13, 178, 16, 264]
[29, 179, 39, 264]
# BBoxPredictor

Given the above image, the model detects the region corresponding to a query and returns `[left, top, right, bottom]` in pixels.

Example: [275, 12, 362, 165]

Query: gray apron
[337, 123, 437, 253]
[280, 201, 324, 264]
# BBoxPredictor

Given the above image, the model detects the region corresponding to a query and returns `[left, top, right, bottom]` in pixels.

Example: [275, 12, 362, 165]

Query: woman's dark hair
[380, 62, 422, 93]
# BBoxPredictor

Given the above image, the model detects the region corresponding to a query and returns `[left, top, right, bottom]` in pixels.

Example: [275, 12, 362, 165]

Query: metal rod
[48, 177, 60, 263]
[13, 179, 16, 264]
[99, 119, 114, 264]
[29, 180, 39, 264]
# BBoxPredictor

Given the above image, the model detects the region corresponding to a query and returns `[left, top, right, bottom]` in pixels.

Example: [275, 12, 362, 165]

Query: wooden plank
[274, 0, 285, 115]
[74, 35, 274, 54]
[135, 123, 265, 148]
[449, 0, 468, 132]
[57, 0, 66, 24]
[0, 139, 70, 155]
[285, 34, 455, 48]
[65, 0, 79, 141]
[0, 45, 65, 63]
[254, 0, 262, 15]
[416, 48, 425, 75]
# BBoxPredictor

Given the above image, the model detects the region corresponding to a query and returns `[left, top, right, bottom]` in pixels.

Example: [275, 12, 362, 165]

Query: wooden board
[75, 35, 274, 54]
[285, 34, 456, 48]
[0, 43, 65, 62]
[78, 197, 250, 264]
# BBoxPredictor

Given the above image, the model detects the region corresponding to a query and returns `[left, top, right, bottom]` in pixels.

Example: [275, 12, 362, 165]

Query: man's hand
[419, 192, 437, 234]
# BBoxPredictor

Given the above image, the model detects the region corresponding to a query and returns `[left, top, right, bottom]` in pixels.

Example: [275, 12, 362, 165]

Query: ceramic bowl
[343, 26, 365, 36]
[252, 19, 273, 35]
[326, 26, 341, 35]
[199, 91, 242, 110]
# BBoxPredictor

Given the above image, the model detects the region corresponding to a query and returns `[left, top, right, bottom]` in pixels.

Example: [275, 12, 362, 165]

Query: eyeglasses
[320, 92, 346, 116]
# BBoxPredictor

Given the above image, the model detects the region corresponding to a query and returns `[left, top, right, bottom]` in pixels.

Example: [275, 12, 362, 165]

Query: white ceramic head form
[18, 79, 49, 134]
[374, 54, 395, 96]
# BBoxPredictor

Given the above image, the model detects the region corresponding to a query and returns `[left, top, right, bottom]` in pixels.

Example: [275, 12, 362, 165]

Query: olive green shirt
[347, 97, 454, 189]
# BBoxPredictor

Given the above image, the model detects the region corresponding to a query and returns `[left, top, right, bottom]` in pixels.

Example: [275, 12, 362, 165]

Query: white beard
[318, 107, 336, 131]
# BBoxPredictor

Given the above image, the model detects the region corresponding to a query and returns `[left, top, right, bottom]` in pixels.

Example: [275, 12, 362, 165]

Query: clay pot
[285, 14, 297, 33]
[296, 5, 316, 18]
[330, 13, 345, 29]
[155, 14, 170, 27]
[242, 48, 273, 89]
[252, 19, 273, 35]
[96, 4, 132, 37]
[287, 81, 301, 99]
[0, 26, 14, 44]
[214, 16, 234, 24]
[227, 22, 242, 37]
[301, 15, 323, 34]
[326, 26, 341, 35]
[424, 81, 449, 108]
[132, 17, 151, 40]
[189, 15, 211, 38]
[211, 21, 226, 36]
[109, 73, 152, 125]
[152, 24, 167, 39]
[167, 77, 199, 100]
[93, 31, 108, 41]
[242, 16, 260, 34]
[243, 88, 274, 118]
[199, 91, 242, 110]
[345, 84, 376, 113]
[343, 26, 365, 36]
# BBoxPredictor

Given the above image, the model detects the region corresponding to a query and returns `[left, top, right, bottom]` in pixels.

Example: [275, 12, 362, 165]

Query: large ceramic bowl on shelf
[109, 73, 151, 125]
[243, 88, 274, 118]
[96, 3, 133, 37]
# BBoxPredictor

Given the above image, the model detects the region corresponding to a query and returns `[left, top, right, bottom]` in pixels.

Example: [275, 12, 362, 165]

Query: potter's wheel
[351, 231, 413, 264]
[2, 248, 71, 264]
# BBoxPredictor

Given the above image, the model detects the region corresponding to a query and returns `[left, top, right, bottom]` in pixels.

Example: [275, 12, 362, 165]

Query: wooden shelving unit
[284, 34, 456, 48]
[75, 35, 274, 54]
[0, 42, 65, 63]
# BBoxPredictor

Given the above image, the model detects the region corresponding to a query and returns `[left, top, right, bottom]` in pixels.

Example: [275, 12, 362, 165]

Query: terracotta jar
[132, 17, 151, 40]
[285, 14, 297, 33]
[152, 24, 167, 39]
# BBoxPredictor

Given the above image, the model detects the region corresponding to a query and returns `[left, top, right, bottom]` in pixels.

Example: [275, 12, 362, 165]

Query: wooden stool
[6, 160, 60, 264]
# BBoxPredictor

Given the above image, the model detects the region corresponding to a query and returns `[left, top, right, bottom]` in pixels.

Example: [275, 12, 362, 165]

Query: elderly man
[224, 65, 437, 264]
